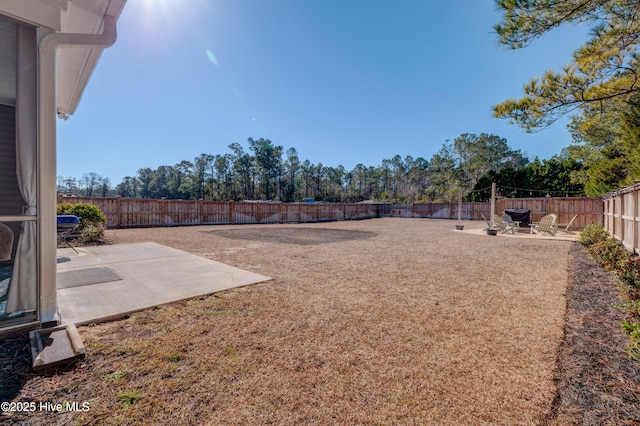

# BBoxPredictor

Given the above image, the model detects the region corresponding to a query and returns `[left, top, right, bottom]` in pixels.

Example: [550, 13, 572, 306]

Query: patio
[56, 242, 271, 326]
[460, 226, 579, 241]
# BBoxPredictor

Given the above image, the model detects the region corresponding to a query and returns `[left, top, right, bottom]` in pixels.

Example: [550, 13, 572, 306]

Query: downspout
[37, 15, 117, 327]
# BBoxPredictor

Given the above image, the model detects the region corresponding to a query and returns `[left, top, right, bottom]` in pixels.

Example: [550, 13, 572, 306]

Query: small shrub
[87, 342, 104, 350]
[587, 238, 628, 271]
[616, 256, 640, 289]
[117, 390, 141, 410]
[80, 223, 105, 243]
[57, 202, 106, 244]
[616, 299, 640, 319]
[578, 224, 610, 247]
[57, 202, 107, 230]
[621, 320, 640, 360]
[581, 225, 640, 360]
[104, 370, 130, 381]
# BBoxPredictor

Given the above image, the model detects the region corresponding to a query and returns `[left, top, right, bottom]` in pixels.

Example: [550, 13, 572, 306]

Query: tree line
[494, 0, 640, 195]
[57, 134, 586, 203]
[59, 2, 640, 203]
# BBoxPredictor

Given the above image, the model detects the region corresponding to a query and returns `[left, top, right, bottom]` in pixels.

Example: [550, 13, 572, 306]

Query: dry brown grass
[3, 218, 574, 425]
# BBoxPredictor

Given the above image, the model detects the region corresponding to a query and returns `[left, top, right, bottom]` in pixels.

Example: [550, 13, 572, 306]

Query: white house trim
[0, 0, 65, 32]
[0, 1, 126, 332]
[37, 14, 118, 326]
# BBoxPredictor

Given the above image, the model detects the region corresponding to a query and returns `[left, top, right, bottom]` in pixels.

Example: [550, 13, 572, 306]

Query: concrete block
[29, 324, 85, 371]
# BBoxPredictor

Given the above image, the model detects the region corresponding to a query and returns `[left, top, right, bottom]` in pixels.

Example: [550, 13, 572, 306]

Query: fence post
[161, 198, 167, 227]
[631, 181, 640, 253]
[608, 196, 612, 236]
[115, 196, 121, 228]
[490, 183, 496, 228]
[613, 193, 617, 239]
[620, 192, 623, 241]
[544, 195, 550, 216]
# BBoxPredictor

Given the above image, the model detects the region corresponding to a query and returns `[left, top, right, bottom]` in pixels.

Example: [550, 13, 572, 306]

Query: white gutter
[37, 15, 117, 327]
[40, 14, 117, 50]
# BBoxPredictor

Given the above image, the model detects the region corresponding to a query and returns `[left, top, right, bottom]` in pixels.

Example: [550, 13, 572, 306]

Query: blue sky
[57, 0, 590, 185]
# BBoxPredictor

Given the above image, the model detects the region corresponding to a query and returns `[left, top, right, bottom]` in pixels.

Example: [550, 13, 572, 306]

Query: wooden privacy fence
[391, 197, 602, 229]
[391, 202, 491, 219]
[498, 197, 602, 230]
[57, 196, 390, 228]
[57, 196, 603, 230]
[603, 182, 640, 252]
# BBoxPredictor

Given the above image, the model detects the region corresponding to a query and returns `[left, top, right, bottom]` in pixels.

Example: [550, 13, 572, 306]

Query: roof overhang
[56, 0, 127, 117]
[1, 0, 127, 117]
[0, 0, 67, 32]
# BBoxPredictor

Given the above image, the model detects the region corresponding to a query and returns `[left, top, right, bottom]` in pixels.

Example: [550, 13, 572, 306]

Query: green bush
[578, 224, 610, 247]
[580, 225, 640, 360]
[587, 238, 628, 271]
[616, 257, 640, 289]
[621, 320, 640, 360]
[80, 224, 105, 243]
[57, 202, 107, 243]
[616, 299, 640, 318]
[57, 203, 106, 229]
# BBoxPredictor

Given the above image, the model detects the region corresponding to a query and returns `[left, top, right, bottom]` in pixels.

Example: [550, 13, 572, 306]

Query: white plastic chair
[530, 214, 557, 236]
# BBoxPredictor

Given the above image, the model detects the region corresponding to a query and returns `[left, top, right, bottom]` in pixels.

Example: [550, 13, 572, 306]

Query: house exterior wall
[0, 105, 22, 260]
[0, 15, 39, 332]
[0, 1, 62, 32]
[0, 1, 125, 333]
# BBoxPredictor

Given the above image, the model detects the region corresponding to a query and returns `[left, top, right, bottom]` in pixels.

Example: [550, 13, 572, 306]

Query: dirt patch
[208, 227, 377, 245]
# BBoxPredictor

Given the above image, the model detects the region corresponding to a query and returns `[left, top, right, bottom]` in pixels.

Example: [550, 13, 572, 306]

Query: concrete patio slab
[458, 227, 579, 241]
[56, 242, 272, 326]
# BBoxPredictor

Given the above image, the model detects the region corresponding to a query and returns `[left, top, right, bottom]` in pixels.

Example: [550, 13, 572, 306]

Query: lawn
[2, 218, 637, 424]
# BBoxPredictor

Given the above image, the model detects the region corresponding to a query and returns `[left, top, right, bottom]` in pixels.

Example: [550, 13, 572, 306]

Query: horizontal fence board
[57, 196, 603, 231]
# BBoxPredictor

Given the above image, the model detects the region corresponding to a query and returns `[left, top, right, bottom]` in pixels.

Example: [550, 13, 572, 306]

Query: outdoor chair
[493, 214, 518, 234]
[556, 214, 577, 234]
[530, 214, 557, 236]
[481, 213, 499, 230]
[501, 213, 521, 232]
[0, 223, 13, 261]
[481, 213, 492, 230]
